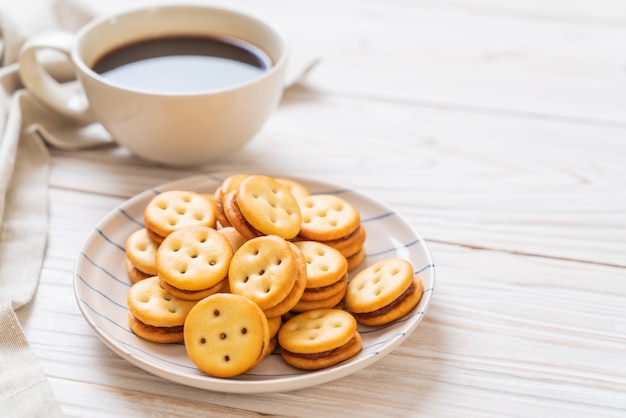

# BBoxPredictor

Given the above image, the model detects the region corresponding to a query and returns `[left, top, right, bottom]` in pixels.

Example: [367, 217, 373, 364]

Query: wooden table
[15, 0, 626, 416]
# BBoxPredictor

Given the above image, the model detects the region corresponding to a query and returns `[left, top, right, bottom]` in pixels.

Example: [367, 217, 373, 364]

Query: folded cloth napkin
[0, 0, 97, 414]
[0, 0, 317, 415]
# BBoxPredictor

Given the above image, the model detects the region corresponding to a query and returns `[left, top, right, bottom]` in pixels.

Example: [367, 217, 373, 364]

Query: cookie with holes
[292, 241, 348, 305]
[261, 242, 308, 319]
[222, 174, 302, 240]
[125, 228, 159, 283]
[144, 190, 216, 244]
[228, 235, 305, 318]
[294, 221, 366, 273]
[184, 293, 270, 378]
[298, 194, 361, 242]
[278, 308, 362, 370]
[127, 276, 198, 343]
[156, 225, 233, 301]
[345, 258, 424, 326]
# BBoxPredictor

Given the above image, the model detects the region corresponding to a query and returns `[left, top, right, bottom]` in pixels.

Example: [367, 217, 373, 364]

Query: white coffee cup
[19, 4, 288, 166]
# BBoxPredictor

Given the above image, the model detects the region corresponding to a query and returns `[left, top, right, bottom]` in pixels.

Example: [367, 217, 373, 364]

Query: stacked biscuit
[296, 193, 366, 272]
[290, 240, 349, 313]
[124, 173, 424, 378]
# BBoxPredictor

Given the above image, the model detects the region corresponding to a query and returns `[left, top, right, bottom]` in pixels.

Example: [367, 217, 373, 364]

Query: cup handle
[18, 31, 95, 123]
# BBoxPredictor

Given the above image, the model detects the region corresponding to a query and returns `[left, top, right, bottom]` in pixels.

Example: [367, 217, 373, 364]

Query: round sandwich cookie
[290, 240, 348, 312]
[345, 258, 424, 326]
[144, 190, 216, 243]
[127, 276, 198, 343]
[214, 174, 250, 228]
[125, 228, 159, 282]
[261, 242, 308, 319]
[156, 225, 233, 301]
[223, 175, 302, 240]
[278, 308, 362, 370]
[184, 293, 270, 378]
[228, 235, 302, 315]
[294, 240, 348, 301]
[221, 189, 255, 239]
[298, 194, 360, 242]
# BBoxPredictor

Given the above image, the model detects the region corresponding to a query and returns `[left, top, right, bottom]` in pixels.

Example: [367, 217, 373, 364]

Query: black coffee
[92, 36, 272, 93]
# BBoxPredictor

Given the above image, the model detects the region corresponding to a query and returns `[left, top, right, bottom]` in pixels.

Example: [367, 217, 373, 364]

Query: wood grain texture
[6, 0, 626, 416]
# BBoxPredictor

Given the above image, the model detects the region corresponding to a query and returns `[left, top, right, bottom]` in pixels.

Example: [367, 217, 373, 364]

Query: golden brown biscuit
[228, 235, 298, 311]
[144, 190, 216, 240]
[184, 293, 269, 378]
[294, 240, 347, 289]
[298, 194, 360, 241]
[156, 226, 233, 300]
[221, 189, 259, 240]
[214, 174, 250, 228]
[345, 258, 423, 326]
[127, 276, 197, 343]
[261, 242, 307, 319]
[127, 312, 184, 344]
[125, 228, 159, 276]
[278, 308, 361, 370]
[292, 240, 348, 307]
[234, 175, 302, 240]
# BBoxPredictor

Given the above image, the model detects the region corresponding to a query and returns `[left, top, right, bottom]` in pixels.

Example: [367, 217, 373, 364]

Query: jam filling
[282, 334, 358, 359]
[352, 281, 416, 320]
[131, 313, 184, 334]
[305, 274, 348, 294]
[161, 277, 219, 295]
[323, 224, 360, 246]
[231, 194, 264, 238]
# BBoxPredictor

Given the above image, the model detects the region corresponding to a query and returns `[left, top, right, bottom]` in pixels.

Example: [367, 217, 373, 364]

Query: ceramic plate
[74, 174, 435, 393]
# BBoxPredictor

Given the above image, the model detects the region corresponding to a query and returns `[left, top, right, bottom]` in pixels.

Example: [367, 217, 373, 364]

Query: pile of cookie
[124, 174, 423, 378]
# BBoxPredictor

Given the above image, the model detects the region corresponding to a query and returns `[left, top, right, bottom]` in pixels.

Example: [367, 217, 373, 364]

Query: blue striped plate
[74, 174, 435, 393]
